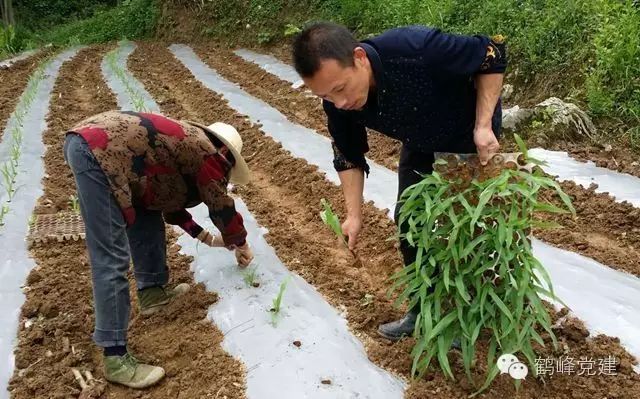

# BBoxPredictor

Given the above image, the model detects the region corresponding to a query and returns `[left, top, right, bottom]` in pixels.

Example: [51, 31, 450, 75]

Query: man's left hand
[474, 126, 500, 165]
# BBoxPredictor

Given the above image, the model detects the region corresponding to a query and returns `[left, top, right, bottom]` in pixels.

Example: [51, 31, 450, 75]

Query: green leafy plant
[320, 198, 346, 244]
[257, 31, 274, 45]
[284, 23, 301, 37]
[269, 277, 290, 325]
[390, 135, 575, 394]
[319, 198, 361, 264]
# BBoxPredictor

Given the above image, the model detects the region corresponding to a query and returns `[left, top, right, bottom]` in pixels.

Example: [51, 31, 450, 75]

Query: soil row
[8, 46, 246, 399]
[126, 41, 640, 398]
[193, 45, 640, 278]
[0, 51, 52, 141]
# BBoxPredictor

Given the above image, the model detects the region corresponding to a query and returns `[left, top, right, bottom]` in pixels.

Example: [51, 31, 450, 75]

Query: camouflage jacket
[68, 110, 247, 246]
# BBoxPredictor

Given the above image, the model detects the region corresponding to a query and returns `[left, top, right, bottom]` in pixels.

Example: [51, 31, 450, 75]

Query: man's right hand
[341, 216, 362, 251]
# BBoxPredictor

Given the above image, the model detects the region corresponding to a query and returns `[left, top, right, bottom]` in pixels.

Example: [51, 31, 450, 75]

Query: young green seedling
[319, 198, 361, 264]
[69, 195, 80, 214]
[242, 266, 260, 288]
[0, 205, 8, 226]
[269, 277, 290, 326]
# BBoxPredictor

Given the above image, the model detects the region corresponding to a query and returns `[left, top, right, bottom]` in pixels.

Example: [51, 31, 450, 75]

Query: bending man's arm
[338, 168, 364, 250]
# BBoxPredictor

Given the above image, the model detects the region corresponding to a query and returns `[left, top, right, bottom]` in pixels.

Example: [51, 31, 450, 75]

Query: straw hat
[187, 121, 250, 184]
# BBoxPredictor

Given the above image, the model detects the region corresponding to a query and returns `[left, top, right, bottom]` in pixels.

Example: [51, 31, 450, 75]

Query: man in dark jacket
[293, 22, 506, 340]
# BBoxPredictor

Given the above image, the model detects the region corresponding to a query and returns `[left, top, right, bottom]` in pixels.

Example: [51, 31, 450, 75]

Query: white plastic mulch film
[0, 48, 80, 398]
[174, 46, 640, 372]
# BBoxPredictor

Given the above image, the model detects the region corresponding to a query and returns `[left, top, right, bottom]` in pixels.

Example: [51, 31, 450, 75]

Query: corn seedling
[0, 56, 50, 231]
[391, 135, 575, 394]
[269, 277, 290, 326]
[0, 205, 8, 226]
[242, 266, 260, 288]
[1, 163, 16, 196]
[69, 195, 80, 214]
[106, 45, 149, 112]
[319, 198, 360, 263]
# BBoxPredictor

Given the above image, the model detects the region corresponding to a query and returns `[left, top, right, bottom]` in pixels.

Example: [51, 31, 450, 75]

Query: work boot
[138, 283, 190, 316]
[378, 308, 462, 350]
[378, 308, 420, 341]
[104, 352, 165, 389]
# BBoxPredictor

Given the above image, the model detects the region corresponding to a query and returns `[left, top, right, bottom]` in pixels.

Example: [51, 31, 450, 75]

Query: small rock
[251, 282, 260, 288]
[293, 340, 302, 348]
[45, 350, 53, 358]
[604, 144, 613, 152]
[40, 303, 59, 318]
[26, 270, 43, 285]
[321, 379, 332, 385]
[501, 84, 514, 101]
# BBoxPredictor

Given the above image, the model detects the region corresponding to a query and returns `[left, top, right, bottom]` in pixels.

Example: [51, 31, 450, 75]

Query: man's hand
[234, 242, 254, 268]
[341, 215, 362, 251]
[474, 126, 500, 165]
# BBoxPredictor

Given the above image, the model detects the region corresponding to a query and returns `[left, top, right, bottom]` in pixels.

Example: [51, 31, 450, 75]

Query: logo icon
[497, 353, 529, 380]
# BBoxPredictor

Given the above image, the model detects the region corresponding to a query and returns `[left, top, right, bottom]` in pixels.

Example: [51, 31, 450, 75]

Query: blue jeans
[63, 134, 168, 347]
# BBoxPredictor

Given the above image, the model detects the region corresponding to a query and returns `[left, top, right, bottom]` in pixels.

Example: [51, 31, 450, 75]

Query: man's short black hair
[292, 22, 359, 78]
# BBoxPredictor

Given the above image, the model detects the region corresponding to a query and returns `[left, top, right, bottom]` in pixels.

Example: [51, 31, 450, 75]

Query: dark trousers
[63, 134, 168, 347]
[393, 139, 476, 309]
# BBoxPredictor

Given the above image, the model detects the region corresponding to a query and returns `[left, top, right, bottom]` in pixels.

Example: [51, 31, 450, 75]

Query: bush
[14, 0, 117, 32]
[0, 24, 36, 58]
[40, 0, 159, 46]
[586, 1, 640, 120]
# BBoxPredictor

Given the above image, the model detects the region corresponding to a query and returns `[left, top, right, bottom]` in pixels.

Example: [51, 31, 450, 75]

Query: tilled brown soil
[188, 44, 640, 279]
[554, 141, 640, 179]
[537, 181, 640, 277]
[0, 50, 51, 140]
[8, 46, 246, 398]
[37, 45, 117, 213]
[127, 41, 640, 398]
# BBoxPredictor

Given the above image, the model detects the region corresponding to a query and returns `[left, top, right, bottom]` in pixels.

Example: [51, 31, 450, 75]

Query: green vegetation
[177, 0, 639, 125]
[390, 135, 574, 392]
[104, 42, 149, 112]
[1, 0, 158, 58]
[0, 56, 50, 227]
[319, 198, 347, 247]
[321, 0, 639, 123]
[2, 0, 638, 128]
[269, 277, 290, 326]
[43, 0, 158, 47]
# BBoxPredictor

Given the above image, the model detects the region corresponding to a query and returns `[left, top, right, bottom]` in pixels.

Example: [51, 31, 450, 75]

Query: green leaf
[489, 291, 514, 323]
[455, 274, 471, 303]
[513, 133, 528, 159]
[426, 311, 457, 341]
